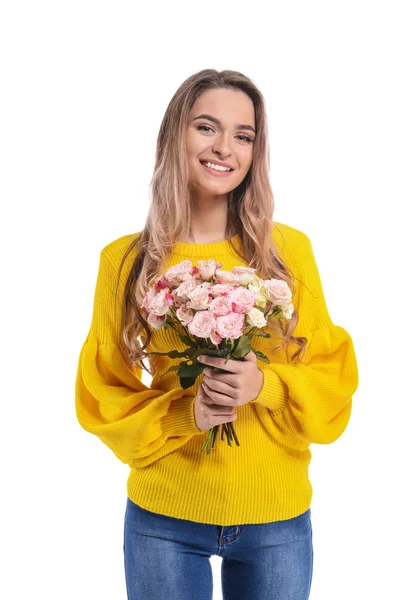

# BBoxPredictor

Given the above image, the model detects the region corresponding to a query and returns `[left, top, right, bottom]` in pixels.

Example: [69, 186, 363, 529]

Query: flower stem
[201, 419, 240, 454]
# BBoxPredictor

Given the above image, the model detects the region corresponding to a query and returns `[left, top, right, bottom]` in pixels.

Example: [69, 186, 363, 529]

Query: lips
[199, 160, 234, 171]
[199, 160, 234, 177]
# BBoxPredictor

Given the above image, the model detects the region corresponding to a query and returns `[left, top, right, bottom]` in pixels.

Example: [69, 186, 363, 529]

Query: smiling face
[185, 88, 256, 200]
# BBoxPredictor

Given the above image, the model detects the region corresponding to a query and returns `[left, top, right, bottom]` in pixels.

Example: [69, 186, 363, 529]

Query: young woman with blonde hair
[76, 68, 359, 599]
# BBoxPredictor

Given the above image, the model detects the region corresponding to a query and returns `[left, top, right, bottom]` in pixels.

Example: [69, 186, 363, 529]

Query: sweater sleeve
[251, 232, 359, 446]
[75, 248, 205, 468]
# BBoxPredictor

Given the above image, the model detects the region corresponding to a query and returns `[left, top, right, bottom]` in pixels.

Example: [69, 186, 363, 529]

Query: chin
[201, 181, 233, 193]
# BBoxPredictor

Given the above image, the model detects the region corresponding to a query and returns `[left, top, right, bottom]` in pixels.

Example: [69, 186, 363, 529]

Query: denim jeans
[123, 496, 313, 599]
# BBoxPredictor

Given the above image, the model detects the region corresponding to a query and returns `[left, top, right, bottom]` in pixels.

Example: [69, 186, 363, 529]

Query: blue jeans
[123, 497, 313, 599]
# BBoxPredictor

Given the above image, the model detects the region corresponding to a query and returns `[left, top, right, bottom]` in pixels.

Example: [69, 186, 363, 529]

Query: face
[185, 88, 256, 199]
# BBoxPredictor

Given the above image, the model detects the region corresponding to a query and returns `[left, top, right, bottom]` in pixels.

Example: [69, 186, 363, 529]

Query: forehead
[189, 88, 255, 126]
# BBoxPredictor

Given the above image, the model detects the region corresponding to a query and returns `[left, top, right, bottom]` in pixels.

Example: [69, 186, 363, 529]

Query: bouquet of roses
[140, 259, 294, 454]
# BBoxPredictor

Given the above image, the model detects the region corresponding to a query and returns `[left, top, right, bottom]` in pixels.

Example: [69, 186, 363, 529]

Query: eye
[237, 135, 254, 143]
[196, 125, 254, 143]
[196, 125, 214, 133]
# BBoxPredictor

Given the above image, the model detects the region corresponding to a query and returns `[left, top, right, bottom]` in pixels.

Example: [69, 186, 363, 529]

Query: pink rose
[197, 259, 223, 280]
[209, 295, 233, 316]
[209, 328, 223, 345]
[210, 283, 231, 297]
[171, 289, 186, 305]
[147, 313, 167, 330]
[188, 310, 215, 338]
[175, 279, 199, 300]
[148, 289, 174, 316]
[215, 269, 239, 286]
[263, 279, 292, 305]
[176, 303, 194, 326]
[232, 266, 256, 286]
[141, 287, 157, 312]
[163, 260, 194, 286]
[216, 312, 245, 339]
[188, 286, 211, 310]
[154, 276, 171, 291]
[228, 286, 256, 314]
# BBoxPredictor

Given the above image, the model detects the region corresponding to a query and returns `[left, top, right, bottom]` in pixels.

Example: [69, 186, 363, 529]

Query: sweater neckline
[171, 233, 241, 257]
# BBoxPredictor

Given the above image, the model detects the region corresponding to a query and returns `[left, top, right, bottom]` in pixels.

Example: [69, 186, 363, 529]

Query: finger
[204, 400, 236, 415]
[202, 382, 237, 406]
[200, 386, 233, 412]
[203, 367, 241, 389]
[203, 374, 239, 398]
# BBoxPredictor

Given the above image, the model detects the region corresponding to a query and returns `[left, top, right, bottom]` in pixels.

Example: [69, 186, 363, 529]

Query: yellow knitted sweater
[75, 222, 359, 526]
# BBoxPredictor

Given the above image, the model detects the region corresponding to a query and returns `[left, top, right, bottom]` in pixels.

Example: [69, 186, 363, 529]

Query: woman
[75, 69, 359, 599]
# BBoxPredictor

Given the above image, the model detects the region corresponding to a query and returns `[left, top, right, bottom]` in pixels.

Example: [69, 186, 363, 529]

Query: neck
[185, 189, 229, 244]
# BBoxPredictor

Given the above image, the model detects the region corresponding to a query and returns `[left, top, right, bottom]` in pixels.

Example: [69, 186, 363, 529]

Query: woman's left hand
[197, 350, 264, 407]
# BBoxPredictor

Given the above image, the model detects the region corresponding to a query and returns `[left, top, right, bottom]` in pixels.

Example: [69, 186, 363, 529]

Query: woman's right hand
[194, 382, 237, 432]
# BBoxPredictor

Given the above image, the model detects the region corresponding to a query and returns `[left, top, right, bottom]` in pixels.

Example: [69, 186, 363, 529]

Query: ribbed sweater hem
[126, 470, 312, 526]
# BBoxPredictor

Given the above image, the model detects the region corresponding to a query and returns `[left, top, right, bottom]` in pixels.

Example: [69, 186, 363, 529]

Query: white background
[1, 1, 415, 598]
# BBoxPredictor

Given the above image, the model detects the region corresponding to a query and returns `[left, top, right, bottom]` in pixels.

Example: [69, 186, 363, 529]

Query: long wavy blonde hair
[114, 69, 308, 376]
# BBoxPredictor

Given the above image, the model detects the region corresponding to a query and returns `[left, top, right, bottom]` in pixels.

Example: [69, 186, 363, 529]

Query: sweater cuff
[162, 396, 206, 438]
[252, 367, 287, 412]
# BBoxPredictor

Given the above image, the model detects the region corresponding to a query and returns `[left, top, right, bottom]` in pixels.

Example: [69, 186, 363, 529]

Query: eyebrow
[192, 113, 256, 135]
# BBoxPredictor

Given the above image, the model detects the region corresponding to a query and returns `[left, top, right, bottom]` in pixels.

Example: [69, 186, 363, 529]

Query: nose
[212, 132, 232, 157]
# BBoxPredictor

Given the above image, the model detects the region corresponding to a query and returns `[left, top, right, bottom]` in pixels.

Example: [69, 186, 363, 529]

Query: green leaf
[179, 376, 197, 389]
[233, 335, 252, 359]
[252, 349, 270, 363]
[177, 361, 205, 379]
[176, 332, 196, 346]
[157, 364, 180, 380]
[148, 349, 193, 359]
[195, 347, 228, 359]
[224, 339, 233, 352]
[252, 332, 271, 338]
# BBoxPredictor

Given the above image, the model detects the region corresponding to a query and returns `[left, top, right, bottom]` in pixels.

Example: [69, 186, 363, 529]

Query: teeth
[202, 161, 231, 172]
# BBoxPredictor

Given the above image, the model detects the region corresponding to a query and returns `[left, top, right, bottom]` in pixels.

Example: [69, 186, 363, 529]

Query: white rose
[246, 307, 268, 328]
[247, 283, 268, 308]
[280, 303, 294, 319]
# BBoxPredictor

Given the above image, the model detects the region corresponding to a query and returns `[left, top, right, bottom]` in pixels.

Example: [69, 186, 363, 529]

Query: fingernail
[197, 357, 203, 362]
